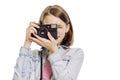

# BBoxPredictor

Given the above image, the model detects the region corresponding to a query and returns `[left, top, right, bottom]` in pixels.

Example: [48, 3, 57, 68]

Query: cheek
[57, 29, 65, 36]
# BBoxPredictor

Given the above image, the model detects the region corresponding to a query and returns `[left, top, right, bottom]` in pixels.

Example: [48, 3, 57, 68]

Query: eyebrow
[57, 24, 64, 26]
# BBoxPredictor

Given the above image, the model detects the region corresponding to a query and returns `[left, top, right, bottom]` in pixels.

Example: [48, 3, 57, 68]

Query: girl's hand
[24, 22, 39, 48]
[30, 32, 58, 55]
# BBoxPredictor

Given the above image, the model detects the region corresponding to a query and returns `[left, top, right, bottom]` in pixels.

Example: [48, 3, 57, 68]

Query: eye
[57, 25, 63, 29]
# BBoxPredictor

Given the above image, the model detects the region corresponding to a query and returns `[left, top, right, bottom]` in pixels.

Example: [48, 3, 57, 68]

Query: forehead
[43, 15, 65, 25]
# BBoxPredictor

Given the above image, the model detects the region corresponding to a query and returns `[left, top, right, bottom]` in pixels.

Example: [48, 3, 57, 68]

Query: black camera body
[32, 24, 57, 39]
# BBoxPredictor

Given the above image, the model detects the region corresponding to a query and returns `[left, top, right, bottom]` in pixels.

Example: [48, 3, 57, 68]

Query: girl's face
[43, 15, 69, 45]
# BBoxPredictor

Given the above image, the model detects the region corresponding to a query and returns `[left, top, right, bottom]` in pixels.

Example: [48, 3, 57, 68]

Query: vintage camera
[32, 24, 57, 39]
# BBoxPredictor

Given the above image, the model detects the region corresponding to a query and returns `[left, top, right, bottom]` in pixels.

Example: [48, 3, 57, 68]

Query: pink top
[42, 63, 52, 80]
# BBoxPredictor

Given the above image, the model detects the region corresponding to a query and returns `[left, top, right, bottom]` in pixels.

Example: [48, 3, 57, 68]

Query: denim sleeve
[48, 48, 84, 80]
[13, 47, 40, 80]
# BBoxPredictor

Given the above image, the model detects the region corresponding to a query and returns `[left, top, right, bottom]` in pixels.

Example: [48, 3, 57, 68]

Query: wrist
[49, 46, 58, 55]
[24, 41, 32, 48]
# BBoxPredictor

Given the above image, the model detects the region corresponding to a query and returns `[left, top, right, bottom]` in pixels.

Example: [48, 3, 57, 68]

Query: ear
[65, 24, 70, 33]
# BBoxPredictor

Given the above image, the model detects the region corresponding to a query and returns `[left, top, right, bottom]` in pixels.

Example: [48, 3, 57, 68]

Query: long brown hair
[39, 5, 74, 46]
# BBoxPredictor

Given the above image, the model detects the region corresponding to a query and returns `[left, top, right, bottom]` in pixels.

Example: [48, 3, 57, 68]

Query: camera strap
[39, 47, 48, 80]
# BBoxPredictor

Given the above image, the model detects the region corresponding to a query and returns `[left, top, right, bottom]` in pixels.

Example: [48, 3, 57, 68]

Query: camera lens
[38, 27, 48, 39]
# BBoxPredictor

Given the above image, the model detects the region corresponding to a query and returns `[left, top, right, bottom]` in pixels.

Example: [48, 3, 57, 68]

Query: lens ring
[39, 27, 48, 38]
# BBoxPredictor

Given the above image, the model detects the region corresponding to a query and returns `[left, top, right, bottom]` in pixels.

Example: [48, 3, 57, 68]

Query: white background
[0, 0, 120, 80]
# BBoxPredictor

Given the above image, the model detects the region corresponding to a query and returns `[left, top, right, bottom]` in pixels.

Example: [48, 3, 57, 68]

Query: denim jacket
[13, 45, 84, 80]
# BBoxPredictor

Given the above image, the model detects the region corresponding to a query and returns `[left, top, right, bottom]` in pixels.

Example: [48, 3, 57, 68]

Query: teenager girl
[13, 5, 84, 80]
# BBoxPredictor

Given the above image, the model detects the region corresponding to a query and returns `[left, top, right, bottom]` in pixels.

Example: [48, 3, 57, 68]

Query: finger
[27, 26, 37, 35]
[33, 33, 47, 42]
[30, 34, 46, 47]
[30, 36, 44, 46]
[31, 27, 37, 34]
[29, 22, 39, 28]
[47, 32, 55, 41]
